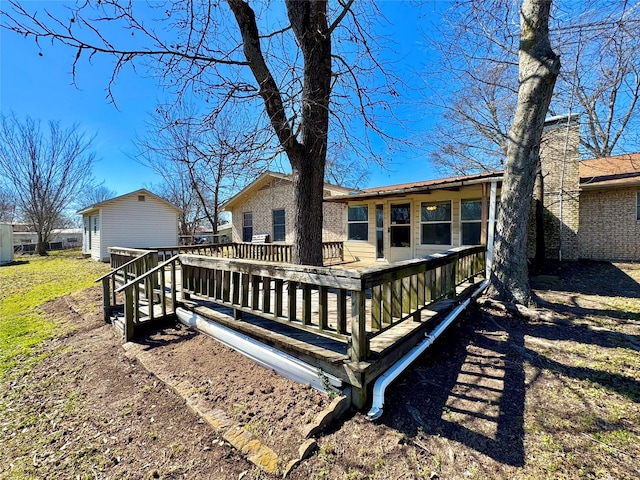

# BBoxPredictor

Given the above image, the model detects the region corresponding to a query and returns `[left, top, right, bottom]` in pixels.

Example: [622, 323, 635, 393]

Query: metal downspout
[175, 307, 342, 393]
[366, 279, 489, 421]
[367, 182, 497, 421]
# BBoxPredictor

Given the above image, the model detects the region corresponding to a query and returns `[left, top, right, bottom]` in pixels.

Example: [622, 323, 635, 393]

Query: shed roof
[77, 188, 182, 215]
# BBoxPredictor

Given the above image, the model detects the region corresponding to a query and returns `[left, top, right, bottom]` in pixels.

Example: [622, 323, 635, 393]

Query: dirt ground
[1, 261, 639, 479]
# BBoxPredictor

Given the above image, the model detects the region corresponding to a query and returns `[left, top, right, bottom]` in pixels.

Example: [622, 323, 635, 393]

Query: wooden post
[371, 285, 382, 331]
[241, 273, 250, 307]
[262, 277, 271, 313]
[336, 289, 347, 334]
[102, 278, 111, 323]
[349, 290, 368, 363]
[382, 282, 392, 325]
[288, 281, 297, 322]
[302, 284, 312, 325]
[251, 275, 261, 310]
[171, 261, 177, 308]
[232, 272, 240, 305]
[124, 288, 134, 341]
[318, 286, 328, 330]
[274, 279, 284, 317]
[448, 255, 458, 299]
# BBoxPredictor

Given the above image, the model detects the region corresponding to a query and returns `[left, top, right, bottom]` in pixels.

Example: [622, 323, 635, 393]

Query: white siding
[0, 223, 13, 265]
[98, 194, 178, 261]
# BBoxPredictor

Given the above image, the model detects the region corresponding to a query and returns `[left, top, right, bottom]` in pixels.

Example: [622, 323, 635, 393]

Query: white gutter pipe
[366, 279, 489, 421]
[175, 307, 342, 393]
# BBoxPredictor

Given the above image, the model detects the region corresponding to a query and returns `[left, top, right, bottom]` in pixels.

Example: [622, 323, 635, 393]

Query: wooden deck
[179, 279, 478, 393]
[100, 245, 487, 409]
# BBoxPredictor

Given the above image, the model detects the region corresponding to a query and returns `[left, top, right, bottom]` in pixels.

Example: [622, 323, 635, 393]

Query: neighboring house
[77, 189, 180, 262]
[221, 171, 354, 244]
[0, 223, 13, 265]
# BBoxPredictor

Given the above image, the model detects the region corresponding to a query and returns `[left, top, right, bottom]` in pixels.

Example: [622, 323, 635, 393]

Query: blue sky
[1, 1, 445, 196]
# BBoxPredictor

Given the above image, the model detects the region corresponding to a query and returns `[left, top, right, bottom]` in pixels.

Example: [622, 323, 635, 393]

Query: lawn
[0, 250, 110, 378]
[0, 254, 638, 479]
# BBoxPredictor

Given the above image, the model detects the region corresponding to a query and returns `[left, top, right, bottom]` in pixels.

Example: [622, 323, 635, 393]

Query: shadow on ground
[377, 261, 640, 467]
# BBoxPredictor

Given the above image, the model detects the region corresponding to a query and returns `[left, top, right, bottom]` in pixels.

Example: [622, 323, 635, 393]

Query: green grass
[0, 250, 110, 378]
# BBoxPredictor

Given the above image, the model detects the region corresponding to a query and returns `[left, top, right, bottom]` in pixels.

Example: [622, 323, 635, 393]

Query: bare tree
[487, 0, 560, 305]
[0, 114, 95, 255]
[324, 143, 370, 189]
[0, 185, 17, 223]
[146, 175, 203, 242]
[425, 0, 640, 173]
[3, 0, 402, 265]
[82, 184, 117, 206]
[136, 102, 265, 239]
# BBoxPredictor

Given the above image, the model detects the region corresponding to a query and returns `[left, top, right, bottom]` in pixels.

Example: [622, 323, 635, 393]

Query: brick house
[328, 115, 639, 263]
[576, 153, 640, 260]
[221, 171, 353, 244]
[224, 118, 639, 263]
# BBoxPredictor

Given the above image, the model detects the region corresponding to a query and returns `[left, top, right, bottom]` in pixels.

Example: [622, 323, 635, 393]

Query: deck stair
[97, 252, 180, 341]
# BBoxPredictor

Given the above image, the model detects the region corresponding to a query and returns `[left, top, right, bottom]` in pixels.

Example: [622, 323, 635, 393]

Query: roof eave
[326, 174, 504, 202]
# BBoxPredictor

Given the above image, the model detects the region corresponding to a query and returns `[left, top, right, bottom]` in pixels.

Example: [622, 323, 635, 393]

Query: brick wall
[578, 187, 640, 260]
[230, 178, 344, 243]
[528, 115, 581, 260]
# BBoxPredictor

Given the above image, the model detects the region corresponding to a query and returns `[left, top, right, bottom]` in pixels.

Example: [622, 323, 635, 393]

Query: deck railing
[105, 245, 484, 360]
[115, 256, 180, 341]
[138, 241, 344, 264]
[97, 249, 159, 322]
[180, 245, 485, 363]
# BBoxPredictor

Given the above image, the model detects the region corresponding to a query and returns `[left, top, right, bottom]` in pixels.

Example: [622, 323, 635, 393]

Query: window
[273, 209, 285, 242]
[242, 212, 253, 242]
[138, 195, 146, 202]
[421, 201, 451, 245]
[390, 203, 411, 247]
[376, 204, 384, 259]
[461, 199, 483, 245]
[348, 205, 368, 241]
[637, 192, 640, 221]
[93, 216, 98, 235]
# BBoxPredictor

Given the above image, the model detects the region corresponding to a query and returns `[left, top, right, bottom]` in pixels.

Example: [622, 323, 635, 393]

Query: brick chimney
[534, 114, 581, 261]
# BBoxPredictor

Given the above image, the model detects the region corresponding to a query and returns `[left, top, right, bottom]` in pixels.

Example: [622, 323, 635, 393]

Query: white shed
[0, 223, 14, 265]
[77, 189, 181, 262]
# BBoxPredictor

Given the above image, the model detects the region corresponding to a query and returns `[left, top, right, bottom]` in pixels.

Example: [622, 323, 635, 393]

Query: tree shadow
[135, 321, 199, 350]
[1, 260, 30, 267]
[376, 292, 639, 467]
[531, 260, 640, 299]
[380, 307, 526, 466]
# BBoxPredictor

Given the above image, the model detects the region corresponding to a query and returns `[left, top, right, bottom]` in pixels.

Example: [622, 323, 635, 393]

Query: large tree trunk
[229, 0, 331, 265]
[487, 0, 560, 305]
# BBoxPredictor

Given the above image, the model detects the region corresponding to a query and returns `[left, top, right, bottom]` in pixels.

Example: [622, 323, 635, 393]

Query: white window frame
[420, 200, 452, 246]
[460, 198, 483, 246]
[347, 205, 369, 241]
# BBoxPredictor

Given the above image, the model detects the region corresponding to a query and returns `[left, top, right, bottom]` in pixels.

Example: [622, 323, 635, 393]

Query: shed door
[83, 217, 90, 253]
